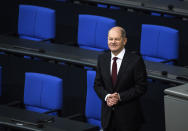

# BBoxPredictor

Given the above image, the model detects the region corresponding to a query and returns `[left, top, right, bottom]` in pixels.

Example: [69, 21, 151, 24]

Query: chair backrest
[24, 72, 63, 115]
[151, 12, 175, 18]
[140, 24, 179, 63]
[97, 4, 120, 9]
[18, 4, 55, 41]
[78, 14, 116, 51]
[85, 71, 102, 128]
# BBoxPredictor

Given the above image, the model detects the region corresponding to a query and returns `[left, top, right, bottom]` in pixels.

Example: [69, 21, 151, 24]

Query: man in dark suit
[94, 26, 147, 131]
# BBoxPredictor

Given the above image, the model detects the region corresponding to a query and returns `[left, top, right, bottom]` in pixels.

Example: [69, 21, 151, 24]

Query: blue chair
[78, 14, 116, 51]
[68, 71, 102, 129]
[97, 4, 120, 10]
[110, 5, 121, 9]
[97, 4, 108, 8]
[140, 24, 179, 64]
[18, 4, 55, 42]
[151, 12, 161, 16]
[24, 72, 63, 116]
[151, 12, 175, 18]
[18, 5, 55, 59]
[85, 70, 102, 129]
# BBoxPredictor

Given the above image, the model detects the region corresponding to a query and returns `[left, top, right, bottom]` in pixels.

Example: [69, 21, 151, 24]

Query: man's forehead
[108, 29, 121, 37]
[109, 28, 121, 33]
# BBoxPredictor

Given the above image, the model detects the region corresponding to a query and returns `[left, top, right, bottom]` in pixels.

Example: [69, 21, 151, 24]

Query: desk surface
[145, 61, 188, 84]
[164, 83, 188, 100]
[77, 0, 188, 18]
[0, 105, 98, 131]
[0, 35, 102, 68]
[0, 35, 188, 84]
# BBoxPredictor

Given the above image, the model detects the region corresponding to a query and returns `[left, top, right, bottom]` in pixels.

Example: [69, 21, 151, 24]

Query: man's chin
[111, 49, 118, 52]
[111, 50, 119, 54]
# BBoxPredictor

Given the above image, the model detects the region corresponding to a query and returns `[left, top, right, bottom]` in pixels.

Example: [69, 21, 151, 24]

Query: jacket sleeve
[94, 55, 108, 102]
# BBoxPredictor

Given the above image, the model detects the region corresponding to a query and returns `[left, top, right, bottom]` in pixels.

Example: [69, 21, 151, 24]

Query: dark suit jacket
[94, 50, 147, 130]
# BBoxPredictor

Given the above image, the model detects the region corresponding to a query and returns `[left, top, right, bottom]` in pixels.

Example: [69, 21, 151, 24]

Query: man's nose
[112, 39, 116, 43]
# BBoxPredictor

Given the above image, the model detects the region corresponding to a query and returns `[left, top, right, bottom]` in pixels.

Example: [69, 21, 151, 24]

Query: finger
[111, 97, 119, 102]
[107, 101, 113, 107]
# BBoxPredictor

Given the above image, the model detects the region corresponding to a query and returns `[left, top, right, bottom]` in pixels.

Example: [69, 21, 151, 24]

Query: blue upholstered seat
[140, 24, 179, 64]
[18, 5, 55, 42]
[85, 71, 102, 128]
[24, 72, 63, 116]
[78, 14, 116, 51]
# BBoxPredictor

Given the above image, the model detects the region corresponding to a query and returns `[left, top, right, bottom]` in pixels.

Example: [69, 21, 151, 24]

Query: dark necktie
[112, 57, 118, 86]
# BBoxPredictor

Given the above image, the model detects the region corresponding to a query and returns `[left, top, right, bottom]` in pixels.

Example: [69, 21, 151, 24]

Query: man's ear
[123, 38, 127, 46]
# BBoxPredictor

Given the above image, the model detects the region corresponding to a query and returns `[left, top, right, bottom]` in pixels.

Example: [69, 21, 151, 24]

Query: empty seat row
[0, 68, 101, 129]
[18, 4, 179, 65]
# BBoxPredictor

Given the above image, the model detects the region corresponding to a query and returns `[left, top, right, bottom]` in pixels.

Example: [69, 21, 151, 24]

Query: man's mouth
[111, 44, 117, 47]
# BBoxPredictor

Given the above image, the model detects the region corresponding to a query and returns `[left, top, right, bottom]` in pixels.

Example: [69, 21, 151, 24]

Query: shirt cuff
[105, 94, 111, 101]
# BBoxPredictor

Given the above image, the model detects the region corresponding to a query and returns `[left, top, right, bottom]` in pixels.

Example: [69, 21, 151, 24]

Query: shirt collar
[111, 48, 125, 60]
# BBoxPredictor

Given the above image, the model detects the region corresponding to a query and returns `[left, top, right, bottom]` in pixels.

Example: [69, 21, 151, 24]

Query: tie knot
[113, 57, 118, 61]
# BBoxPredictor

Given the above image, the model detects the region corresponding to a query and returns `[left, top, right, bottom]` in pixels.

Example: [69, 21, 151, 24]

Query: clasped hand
[106, 92, 120, 107]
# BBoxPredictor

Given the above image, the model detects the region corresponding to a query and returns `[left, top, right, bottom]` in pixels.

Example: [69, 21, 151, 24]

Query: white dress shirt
[110, 48, 125, 75]
[105, 48, 125, 101]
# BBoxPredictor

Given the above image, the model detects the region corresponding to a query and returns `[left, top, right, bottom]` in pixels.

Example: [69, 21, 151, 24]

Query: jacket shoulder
[127, 50, 142, 57]
[98, 51, 110, 60]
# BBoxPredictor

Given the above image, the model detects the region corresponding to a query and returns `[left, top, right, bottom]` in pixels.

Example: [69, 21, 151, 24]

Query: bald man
[94, 26, 147, 131]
